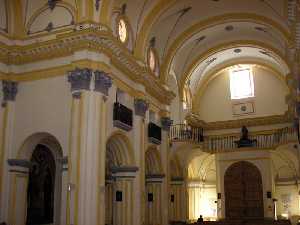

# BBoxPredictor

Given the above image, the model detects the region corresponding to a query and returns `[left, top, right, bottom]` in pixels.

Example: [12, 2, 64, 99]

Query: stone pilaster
[0, 81, 18, 224]
[160, 116, 172, 225]
[133, 98, 148, 225]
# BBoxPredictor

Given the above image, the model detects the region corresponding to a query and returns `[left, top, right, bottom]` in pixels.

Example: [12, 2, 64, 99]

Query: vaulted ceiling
[0, 0, 298, 97]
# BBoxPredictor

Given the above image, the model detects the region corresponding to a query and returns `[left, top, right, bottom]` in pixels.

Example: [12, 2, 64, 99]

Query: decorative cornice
[94, 70, 112, 96]
[187, 112, 292, 130]
[134, 98, 149, 117]
[0, 29, 175, 104]
[68, 67, 92, 98]
[2, 81, 18, 102]
[7, 159, 31, 168]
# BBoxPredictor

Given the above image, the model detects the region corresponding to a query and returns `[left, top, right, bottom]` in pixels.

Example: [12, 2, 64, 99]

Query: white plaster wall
[13, 75, 72, 157]
[215, 150, 274, 219]
[197, 67, 288, 122]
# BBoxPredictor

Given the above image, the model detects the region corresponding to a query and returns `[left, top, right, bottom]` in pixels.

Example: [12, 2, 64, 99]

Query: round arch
[178, 40, 290, 97]
[192, 59, 290, 110]
[160, 14, 291, 83]
[13, 132, 63, 225]
[145, 146, 163, 175]
[106, 131, 135, 170]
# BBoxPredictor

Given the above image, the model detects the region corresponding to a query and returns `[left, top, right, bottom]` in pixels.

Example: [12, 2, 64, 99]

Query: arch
[14, 132, 63, 225]
[169, 154, 183, 179]
[26, 2, 75, 34]
[178, 40, 290, 97]
[106, 131, 135, 172]
[160, 14, 291, 83]
[145, 146, 163, 175]
[134, 0, 177, 60]
[224, 161, 264, 219]
[192, 59, 290, 110]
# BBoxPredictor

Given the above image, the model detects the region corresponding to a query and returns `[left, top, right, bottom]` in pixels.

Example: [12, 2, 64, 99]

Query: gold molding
[0, 30, 174, 104]
[0, 106, 8, 208]
[134, 0, 177, 60]
[160, 13, 292, 83]
[100, 0, 114, 27]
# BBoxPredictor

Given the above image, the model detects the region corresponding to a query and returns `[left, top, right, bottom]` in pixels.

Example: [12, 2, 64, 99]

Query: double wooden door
[224, 161, 264, 219]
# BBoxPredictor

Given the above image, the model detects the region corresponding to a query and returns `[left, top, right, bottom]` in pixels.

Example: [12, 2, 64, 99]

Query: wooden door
[224, 161, 264, 219]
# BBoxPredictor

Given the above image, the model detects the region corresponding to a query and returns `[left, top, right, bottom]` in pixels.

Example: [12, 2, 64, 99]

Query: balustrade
[170, 125, 298, 152]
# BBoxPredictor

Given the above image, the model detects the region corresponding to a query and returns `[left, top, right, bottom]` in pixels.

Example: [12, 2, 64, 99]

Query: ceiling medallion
[234, 49, 242, 53]
[225, 25, 234, 31]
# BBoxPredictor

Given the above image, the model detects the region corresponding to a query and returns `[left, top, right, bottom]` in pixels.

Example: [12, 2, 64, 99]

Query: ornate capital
[134, 98, 149, 117]
[2, 81, 18, 102]
[94, 70, 112, 96]
[68, 68, 92, 98]
[161, 117, 173, 131]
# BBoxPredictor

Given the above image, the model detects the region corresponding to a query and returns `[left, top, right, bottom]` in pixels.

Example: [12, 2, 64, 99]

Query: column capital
[161, 117, 173, 131]
[94, 70, 112, 96]
[2, 80, 18, 102]
[134, 98, 149, 117]
[68, 67, 92, 98]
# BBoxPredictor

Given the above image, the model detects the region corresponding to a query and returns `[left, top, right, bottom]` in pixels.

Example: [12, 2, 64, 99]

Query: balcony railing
[113, 102, 133, 131]
[203, 126, 298, 152]
[170, 124, 204, 143]
[170, 124, 298, 152]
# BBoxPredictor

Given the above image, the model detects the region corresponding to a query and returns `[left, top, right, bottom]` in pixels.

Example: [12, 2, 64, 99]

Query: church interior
[1, 0, 300, 225]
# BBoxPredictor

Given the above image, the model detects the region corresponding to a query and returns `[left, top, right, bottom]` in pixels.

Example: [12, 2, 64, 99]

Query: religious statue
[235, 126, 257, 148]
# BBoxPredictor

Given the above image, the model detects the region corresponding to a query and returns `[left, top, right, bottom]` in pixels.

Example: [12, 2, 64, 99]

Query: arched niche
[105, 131, 136, 225]
[10, 132, 63, 225]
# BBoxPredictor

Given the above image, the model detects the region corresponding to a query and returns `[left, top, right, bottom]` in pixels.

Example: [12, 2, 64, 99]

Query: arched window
[230, 66, 254, 99]
[147, 47, 159, 76]
[117, 17, 128, 44]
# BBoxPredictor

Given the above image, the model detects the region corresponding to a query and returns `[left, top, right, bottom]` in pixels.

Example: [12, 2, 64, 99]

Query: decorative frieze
[68, 68, 92, 98]
[134, 98, 149, 117]
[2, 80, 18, 102]
[161, 117, 173, 131]
[0, 31, 175, 105]
[94, 70, 112, 96]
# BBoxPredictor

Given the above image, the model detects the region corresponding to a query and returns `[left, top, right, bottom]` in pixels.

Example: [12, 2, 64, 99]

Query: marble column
[67, 68, 112, 225]
[160, 117, 172, 225]
[133, 98, 148, 225]
[0, 81, 18, 224]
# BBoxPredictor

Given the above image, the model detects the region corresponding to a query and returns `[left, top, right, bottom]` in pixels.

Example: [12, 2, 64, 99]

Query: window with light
[118, 19, 128, 43]
[230, 68, 254, 99]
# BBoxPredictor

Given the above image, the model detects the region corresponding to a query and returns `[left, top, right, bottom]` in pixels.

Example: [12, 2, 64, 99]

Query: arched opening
[224, 161, 264, 219]
[169, 155, 186, 223]
[145, 146, 164, 225]
[105, 132, 135, 225]
[10, 133, 63, 225]
[26, 144, 56, 225]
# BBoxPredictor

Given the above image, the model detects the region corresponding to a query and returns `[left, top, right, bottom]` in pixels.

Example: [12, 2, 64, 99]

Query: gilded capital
[161, 117, 173, 131]
[134, 98, 149, 117]
[68, 68, 92, 98]
[94, 70, 112, 96]
[2, 80, 18, 102]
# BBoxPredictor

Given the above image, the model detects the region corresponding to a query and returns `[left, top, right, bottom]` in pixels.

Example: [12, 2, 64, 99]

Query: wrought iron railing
[170, 124, 204, 143]
[170, 125, 298, 151]
[203, 127, 298, 152]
